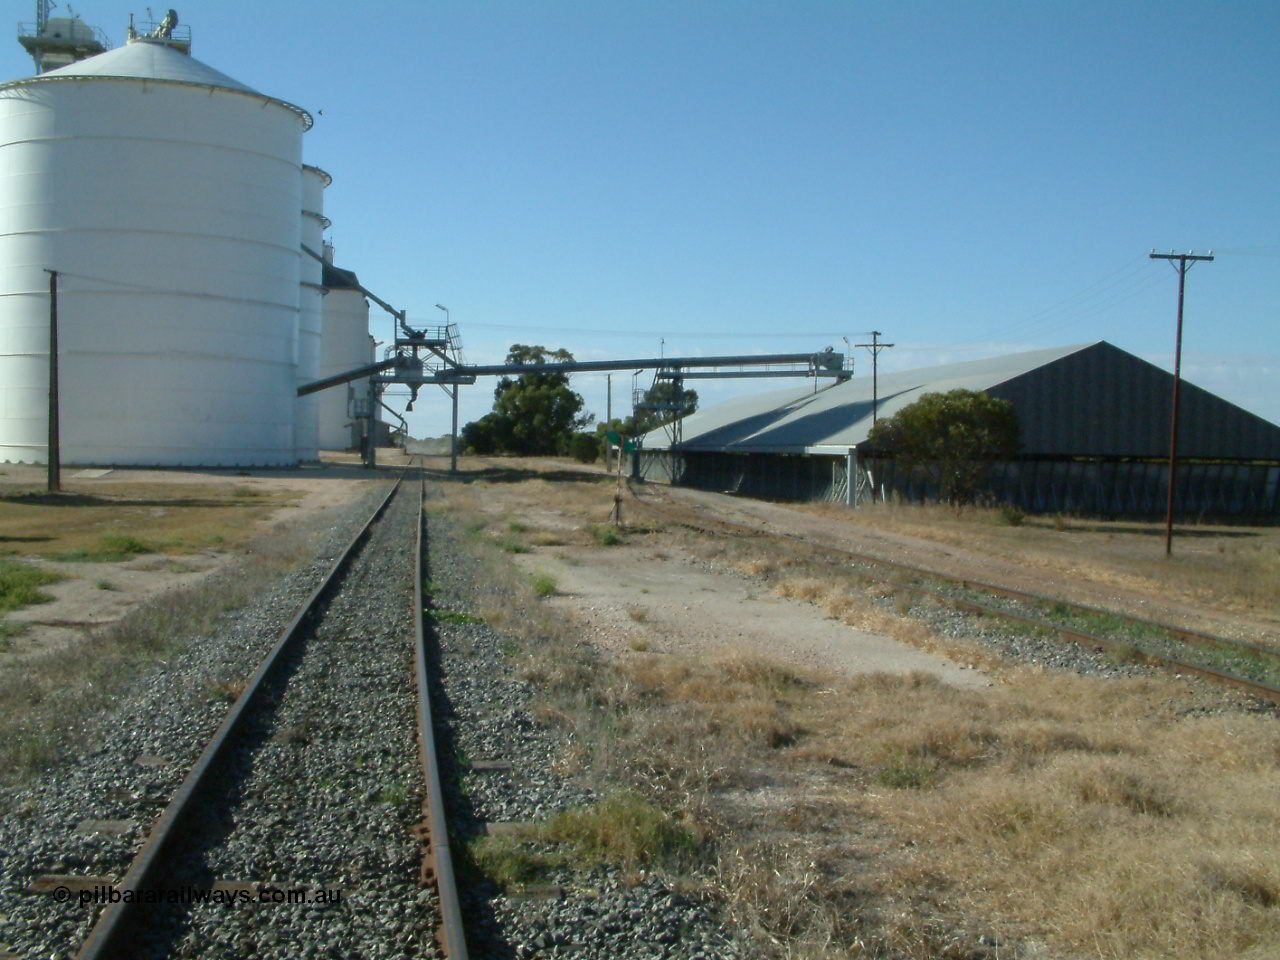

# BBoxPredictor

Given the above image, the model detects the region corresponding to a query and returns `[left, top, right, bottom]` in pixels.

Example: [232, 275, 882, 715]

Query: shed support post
[364, 379, 377, 470]
[846, 449, 857, 508]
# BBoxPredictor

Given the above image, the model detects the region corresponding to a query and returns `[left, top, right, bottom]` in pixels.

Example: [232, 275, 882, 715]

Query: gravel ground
[422, 499, 744, 960]
[0, 479, 393, 960]
[698, 545, 1272, 715]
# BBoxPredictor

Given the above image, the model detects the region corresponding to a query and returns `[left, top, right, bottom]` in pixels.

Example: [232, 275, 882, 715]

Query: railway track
[628, 481, 1280, 705]
[66, 467, 468, 960]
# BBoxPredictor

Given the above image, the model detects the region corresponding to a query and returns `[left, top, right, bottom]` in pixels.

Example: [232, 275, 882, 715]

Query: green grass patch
[508, 521, 530, 534]
[0, 559, 64, 614]
[875, 763, 933, 789]
[590, 524, 622, 547]
[494, 537, 531, 554]
[46, 533, 157, 563]
[433, 608, 485, 626]
[377, 782, 410, 807]
[530, 572, 558, 597]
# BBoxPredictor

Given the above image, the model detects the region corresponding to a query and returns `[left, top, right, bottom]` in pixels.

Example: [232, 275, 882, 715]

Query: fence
[637, 449, 1280, 517]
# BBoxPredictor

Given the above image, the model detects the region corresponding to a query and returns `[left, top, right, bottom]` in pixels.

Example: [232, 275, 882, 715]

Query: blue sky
[8, 1, 1277, 436]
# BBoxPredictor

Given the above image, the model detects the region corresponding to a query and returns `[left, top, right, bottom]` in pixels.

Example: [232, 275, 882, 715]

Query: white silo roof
[1, 40, 312, 128]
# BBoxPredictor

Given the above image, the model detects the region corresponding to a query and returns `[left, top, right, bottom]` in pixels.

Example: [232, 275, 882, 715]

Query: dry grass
[0, 515, 323, 787]
[795, 499, 1280, 619]
[0, 481, 299, 558]
[433, 464, 1280, 958]
[796, 671, 1280, 959]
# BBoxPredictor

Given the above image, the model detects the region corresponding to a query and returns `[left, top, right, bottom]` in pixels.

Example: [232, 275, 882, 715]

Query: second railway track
[628, 480, 1280, 705]
[73, 468, 467, 960]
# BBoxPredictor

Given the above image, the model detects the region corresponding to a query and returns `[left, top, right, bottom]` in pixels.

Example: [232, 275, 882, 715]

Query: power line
[434, 321, 871, 340]
[956, 259, 1164, 347]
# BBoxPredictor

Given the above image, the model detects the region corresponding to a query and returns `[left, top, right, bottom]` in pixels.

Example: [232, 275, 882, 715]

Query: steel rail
[629, 484, 1280, 705]
[76, 473, 406, 960]
[413, 469, 469, 958]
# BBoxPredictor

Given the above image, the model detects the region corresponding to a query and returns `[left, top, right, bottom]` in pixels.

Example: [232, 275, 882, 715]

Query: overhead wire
[431, 321, 870, 340]
[954, 259, 1168, 347]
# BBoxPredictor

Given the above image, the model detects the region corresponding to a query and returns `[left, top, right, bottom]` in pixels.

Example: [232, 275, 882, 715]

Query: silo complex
[318, 254, 372, 451]
[0, 38, 311, 466]
[296, 165, 330, 462]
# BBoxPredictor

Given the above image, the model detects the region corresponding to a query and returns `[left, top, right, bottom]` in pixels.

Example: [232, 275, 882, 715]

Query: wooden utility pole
[1149, 250, 1214, 557]
[45, 269, 60, 493]
[856, 331, 894, 424]
[611, 432, 625, 526]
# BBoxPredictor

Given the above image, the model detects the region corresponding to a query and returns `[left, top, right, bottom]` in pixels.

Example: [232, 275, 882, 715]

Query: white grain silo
[317, 245, 372, 450]
[0, 36, 310, 466]
[296, 164, 330, 462]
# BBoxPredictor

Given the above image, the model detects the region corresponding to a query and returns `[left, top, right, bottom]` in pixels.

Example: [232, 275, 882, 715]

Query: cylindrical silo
[296, 164, 330, 462]
[317, 253, 371, 451]
[0, 38, 311, 466]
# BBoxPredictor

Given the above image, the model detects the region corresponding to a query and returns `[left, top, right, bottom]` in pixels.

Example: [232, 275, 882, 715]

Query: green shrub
[998, 505, 1026, 526]
[590, 524, 622, 547]
[99, 533, 155, 555]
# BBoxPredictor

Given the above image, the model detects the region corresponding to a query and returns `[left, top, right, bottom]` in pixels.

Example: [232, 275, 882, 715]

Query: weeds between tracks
[435, 467, 1280, 960]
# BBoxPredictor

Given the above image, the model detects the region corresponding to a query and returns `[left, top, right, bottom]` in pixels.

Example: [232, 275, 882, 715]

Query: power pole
[855, 331, 894, 424]
[1149, 250, 1214, 557]
[450, 384, 459, 474]
[606, 374, 613, 468]
[45, 269, 60, 492]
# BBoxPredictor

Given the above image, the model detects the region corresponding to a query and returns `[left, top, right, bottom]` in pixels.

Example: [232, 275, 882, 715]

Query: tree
[460, 414, 501, 455]
[634, 382, 698, 434]
[568, 432, 600, 463]
[460, 344, 593, 456]
[866, 389, 1020, 505]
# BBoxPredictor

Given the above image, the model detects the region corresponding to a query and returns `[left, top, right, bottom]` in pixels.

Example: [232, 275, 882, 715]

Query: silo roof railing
[0, 40, 313, 129]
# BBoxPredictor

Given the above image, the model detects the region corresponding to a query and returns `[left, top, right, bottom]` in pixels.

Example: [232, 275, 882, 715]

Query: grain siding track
[630, 482, 1280, 704]
[64, 469, 462, 960]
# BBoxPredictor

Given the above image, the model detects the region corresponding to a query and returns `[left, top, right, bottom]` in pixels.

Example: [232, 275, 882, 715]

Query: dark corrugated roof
[648, 341, 1280, 460]
[322, 262, 361, 290]
[988, 341, 1280, 459]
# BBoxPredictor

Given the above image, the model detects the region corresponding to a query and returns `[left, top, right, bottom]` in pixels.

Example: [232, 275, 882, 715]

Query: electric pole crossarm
[1149, 253, 1215, 263]
[855, 331, 894, 425]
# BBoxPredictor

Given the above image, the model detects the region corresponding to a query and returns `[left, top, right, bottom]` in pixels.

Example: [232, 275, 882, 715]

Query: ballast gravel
[0, 480, 392, 960]
[156, 480, 438, 959]
[422, 501, 743, 960]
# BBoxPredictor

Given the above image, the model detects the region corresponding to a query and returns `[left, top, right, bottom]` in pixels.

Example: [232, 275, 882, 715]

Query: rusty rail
[77, 471, 418, 960]
[413, 471, 469, 958]
[629, 483, 1280, 705]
